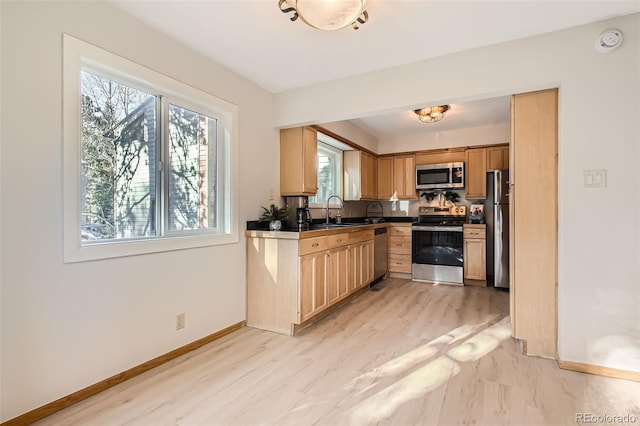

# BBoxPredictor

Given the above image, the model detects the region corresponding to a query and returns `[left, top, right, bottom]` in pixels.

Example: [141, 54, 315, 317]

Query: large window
[64, 35, 237, 262]
[309, 141, 343, 207]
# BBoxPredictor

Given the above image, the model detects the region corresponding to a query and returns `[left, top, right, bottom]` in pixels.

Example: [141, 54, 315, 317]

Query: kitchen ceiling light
[278, 0, 369, 31]
[414, 105, 450, 123]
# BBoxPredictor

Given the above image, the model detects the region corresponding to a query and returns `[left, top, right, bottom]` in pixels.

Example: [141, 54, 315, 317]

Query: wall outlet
[176, 313, 185, 330]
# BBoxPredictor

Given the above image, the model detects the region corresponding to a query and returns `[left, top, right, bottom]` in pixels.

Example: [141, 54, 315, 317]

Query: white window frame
[63, 34, 238, 263]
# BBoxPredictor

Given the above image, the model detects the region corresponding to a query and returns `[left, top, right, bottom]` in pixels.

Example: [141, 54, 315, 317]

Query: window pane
[168, 104, 217, 231]
[310, 142, 342, 205]
[80, 70, 157, 241]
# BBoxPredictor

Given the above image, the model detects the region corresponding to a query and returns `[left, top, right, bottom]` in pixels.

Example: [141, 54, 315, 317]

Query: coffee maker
[284, 196, 311, 231]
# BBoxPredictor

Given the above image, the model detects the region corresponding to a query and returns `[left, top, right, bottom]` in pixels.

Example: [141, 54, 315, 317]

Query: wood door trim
[1, 321, 246, 426]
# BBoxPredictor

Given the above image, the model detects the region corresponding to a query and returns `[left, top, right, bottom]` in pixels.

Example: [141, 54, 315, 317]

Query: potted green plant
[259, 204, 291, 231]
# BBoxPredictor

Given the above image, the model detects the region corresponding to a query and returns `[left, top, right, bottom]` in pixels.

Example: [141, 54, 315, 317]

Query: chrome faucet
[326, 195, 344, 224]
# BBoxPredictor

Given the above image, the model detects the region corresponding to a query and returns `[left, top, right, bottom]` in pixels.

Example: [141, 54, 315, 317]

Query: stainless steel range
[412, 205, 467, 285]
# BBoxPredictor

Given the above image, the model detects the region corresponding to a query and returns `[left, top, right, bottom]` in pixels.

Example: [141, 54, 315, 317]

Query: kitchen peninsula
[246, 223, 387, 336]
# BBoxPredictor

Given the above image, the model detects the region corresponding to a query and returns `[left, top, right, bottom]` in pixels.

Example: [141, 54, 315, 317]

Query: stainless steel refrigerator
[485, 170, 510, 289]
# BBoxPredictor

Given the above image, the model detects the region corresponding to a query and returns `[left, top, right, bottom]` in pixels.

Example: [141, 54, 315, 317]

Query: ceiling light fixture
[278, 0, 369, 31]
[414, 105, 450, 123]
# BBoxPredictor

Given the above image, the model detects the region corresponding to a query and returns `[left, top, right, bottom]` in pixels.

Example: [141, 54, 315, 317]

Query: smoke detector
[595, 29, 623, 53]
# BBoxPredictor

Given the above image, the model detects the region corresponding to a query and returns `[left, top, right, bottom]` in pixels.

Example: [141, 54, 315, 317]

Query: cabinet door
[347, 243, 361, 292]
[377, 156, 393, 200]
[299, 251, 327, 322]
[327, 246, 349, 305]
[415, 151, 465, 165]
[367, 153, 378, 199]
[363, 240, 374, 286]
[280, 126, 317, 196]
[465, 148, 487, 199]
[394, 155, 417, 199]
[302, 127, 318, 194]
[487, 146, 510, 171]
[361, 152, 378, 199]
[463, 238, 486, 281]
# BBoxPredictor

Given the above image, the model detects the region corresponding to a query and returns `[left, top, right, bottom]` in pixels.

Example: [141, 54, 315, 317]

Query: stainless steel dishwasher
[374, 227, 388, 281]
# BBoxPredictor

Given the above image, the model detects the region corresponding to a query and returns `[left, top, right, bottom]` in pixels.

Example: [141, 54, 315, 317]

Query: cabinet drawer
[389, 236, 412, 254]
[327, 233, 349, 249]
[389, 225, 412, 237]
[349, 230, 374, 244]
[299, 237, 328, 255]
[388, 254, 412, 273]
[463, 225, 486, 239]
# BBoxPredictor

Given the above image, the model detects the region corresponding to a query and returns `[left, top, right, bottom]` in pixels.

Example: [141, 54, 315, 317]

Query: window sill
[64, 232, 238, 263]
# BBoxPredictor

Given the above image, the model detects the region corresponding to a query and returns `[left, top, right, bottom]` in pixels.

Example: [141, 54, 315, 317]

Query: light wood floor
[36, 278, 639, 425]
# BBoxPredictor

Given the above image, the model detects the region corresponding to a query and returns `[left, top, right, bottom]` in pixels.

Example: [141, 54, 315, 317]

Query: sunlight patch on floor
[347, 316, 511, 423]
[448, 316, 511, 362]
[348, 314, 500, 387]
[349, 356, 461, 424]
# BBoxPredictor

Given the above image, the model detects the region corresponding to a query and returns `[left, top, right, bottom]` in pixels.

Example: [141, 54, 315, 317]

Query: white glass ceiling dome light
[279, 0, 369, 30]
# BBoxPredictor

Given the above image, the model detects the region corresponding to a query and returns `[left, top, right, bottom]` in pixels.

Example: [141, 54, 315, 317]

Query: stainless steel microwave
[416, 162, 465, 190]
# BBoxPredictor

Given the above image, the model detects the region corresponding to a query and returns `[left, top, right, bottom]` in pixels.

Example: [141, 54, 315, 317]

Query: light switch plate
[583, 169, 607, 188]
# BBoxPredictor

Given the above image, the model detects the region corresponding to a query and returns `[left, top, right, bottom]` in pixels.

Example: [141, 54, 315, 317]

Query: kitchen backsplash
[306, 190, 485, 220]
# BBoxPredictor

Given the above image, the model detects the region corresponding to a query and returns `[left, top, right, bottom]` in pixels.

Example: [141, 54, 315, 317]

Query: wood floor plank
[33, 278, 639, 426]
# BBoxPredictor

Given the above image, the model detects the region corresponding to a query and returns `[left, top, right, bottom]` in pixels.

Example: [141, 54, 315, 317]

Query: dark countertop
[246, 216, 416, 231]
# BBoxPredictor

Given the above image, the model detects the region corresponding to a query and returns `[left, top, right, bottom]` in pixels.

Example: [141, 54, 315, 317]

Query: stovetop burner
[415, 205, 467, 226]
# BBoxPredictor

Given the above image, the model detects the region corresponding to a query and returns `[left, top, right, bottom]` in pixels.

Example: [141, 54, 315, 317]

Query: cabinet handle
[312, 242, 319, 247]
[337, 239, 342, 243]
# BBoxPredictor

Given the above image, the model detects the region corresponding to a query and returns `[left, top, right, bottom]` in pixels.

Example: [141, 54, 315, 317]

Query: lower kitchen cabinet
[246, 228, 374, 336]
[388, 223, 412, 274]
[327, 245, 349, 305]
[463, 224, 486, 284]
[300, 250, 328, 321]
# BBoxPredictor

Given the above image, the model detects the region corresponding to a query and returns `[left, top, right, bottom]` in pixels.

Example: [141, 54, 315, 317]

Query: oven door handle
[412, 226, 463, 232]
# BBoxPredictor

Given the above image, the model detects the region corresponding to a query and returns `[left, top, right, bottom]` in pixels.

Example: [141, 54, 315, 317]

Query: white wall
[378, 124, 510, 154]
[319, 120, 379, 152]
[276, 14, 640, 372]
[0, 1, 277, 421]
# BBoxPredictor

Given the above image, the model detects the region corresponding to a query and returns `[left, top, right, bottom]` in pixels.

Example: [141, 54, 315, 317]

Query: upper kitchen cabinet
[377, 156, 393, 200]
[415, 150, 465, 165]
[394, 154, 418, 199]
[345, 150, 378, 200]
[487, 145, 510, 171]
[280, 127, 317, 196]
[464, 147, 487, 199]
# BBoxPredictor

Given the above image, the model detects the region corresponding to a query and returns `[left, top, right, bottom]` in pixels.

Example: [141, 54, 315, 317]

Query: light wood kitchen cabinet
[463, 224, 486, 284]
[415, 150, 465, 165]
[388, 223, 412, 274]
[344, 151, 378, 200]
[362, 152, 378, 199]
[510, 89, 558, 359]
[327, 245, 349, 305]
[465, 147, 487, 199]
[359, 239, 374, 287]
[393, 154, 418, 200]
[300, 250, 328, 321]
[377, 156, 393, 200]
[487, 145, 510, 171]
[247, 228, 375, 336]
[280, 126, 317, 196]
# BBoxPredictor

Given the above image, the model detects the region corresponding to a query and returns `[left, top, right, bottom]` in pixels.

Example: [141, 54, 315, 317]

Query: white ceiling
[110, 0, 639, 138]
